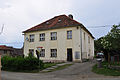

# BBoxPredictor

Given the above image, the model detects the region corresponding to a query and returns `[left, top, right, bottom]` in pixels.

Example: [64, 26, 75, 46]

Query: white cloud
[0, 0, 73, 48]
[0, 0, 120, 47]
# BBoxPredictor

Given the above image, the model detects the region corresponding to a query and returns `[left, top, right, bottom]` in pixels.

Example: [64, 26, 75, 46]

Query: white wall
[24, 26, 94, 62]
[24, 26, 81, 62]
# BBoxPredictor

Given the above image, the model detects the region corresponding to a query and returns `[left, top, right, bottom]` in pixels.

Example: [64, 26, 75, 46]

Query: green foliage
[92, 62, 120, 76]
[1, 55, 44, 72]
[101, 25, 120, 50]
[44, 63, 57, 69]
[94, 37, 104, 52]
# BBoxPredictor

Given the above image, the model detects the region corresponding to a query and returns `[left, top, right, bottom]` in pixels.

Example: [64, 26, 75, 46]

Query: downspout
[80, 26, 82, 62]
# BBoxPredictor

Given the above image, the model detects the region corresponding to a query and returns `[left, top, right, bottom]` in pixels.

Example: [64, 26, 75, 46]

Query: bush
[1, 55, 44, 72]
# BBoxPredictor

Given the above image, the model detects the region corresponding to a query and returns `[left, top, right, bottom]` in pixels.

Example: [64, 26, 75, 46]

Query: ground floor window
[51, 49, 57, 57]
[29, 49, 34, 56]
[40, 49, 45, 57]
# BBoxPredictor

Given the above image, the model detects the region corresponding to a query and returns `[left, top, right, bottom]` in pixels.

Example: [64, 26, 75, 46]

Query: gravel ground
[2, 60, 120, 80]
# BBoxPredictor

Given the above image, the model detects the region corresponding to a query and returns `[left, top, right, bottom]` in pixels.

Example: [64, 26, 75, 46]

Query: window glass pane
[51, 49, 57, 57]
[67, 30, 72, 39]
[40, 33, 45, 41]
[40, 49, 45, 57]
[29, 34, 34, 42]
[51, 32, 57, 40]
[29, 49, 34, 56]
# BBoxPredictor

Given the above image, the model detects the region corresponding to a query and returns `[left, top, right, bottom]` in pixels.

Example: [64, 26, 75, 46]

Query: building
[0, 45, 23, 57]
[23, 14, 94, 62]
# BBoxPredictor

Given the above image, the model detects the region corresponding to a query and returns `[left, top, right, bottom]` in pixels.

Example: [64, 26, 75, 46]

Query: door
[67, 48, 73, 61]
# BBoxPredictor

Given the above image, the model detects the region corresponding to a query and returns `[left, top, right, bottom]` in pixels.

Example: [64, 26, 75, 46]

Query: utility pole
[0, 24, 4, 80]
[0, 24, 4, 35]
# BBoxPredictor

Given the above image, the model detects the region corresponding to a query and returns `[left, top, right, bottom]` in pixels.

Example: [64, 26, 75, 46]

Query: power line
[87, 25, 114, 28]
[0, 42, 23, 44]
[0, 24, 4, 35]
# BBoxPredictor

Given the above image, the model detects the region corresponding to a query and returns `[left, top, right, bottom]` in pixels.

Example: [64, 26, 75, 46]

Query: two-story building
[23, 14, 94, 62]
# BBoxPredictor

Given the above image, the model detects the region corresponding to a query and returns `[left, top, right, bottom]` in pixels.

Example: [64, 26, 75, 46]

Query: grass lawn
[46, 63, 73, 72]
[44, 63, 58, 69]
[92, 61, 120, 76]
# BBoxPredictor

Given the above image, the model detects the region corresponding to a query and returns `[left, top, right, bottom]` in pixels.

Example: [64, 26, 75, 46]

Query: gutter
[80, 26, 83, 62]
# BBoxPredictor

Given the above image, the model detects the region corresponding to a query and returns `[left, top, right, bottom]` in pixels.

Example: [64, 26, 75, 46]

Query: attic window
[58, 19, 61, 22]
[46, 22, 49, 24]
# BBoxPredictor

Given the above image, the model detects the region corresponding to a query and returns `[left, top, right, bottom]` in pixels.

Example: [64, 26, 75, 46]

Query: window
[88, 36, 90, 43]
[4, 50, 7, 54]
[29, 34, 35, 42]
[40, 33, 45, 41]
[51, 32, 57, 40]
[67, 30, 72, 39]
[40, 49, 45, 57]
[29, 49, 34, 56]
[75, 51, 80, 59]
[51, 49, 57, 57]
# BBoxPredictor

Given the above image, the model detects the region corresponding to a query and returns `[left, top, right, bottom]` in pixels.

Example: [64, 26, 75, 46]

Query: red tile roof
[23, 14, 94, 38]
[0, 45, 13, 50]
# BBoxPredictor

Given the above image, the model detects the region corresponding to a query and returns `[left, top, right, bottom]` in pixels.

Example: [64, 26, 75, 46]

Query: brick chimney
[68, 14, 73, 19]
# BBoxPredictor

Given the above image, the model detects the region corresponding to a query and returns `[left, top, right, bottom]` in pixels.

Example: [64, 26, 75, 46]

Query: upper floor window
[29, 34, 35, 42]
[51, 49, 57, 57]
[67, 30, 72, 39]
[29, 49, 34, 56]
[40, 33, 45, 41]
[51, 32, 57, 40]
[40, 49, 45, 57]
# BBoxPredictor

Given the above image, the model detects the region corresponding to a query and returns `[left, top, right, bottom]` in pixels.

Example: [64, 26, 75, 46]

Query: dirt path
[1, 61, 120, 80]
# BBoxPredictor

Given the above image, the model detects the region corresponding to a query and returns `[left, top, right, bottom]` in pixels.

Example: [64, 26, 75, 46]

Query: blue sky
[0, 0, 120, 48]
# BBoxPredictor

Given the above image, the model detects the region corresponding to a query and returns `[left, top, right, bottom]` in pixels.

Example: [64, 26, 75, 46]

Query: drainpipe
[80, 26, 82, 62]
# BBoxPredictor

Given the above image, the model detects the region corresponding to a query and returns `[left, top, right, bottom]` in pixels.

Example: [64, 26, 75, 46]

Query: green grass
[47, 64, 73, 72]
[44, 63, 57, 69]
[92, 62, 120, 76]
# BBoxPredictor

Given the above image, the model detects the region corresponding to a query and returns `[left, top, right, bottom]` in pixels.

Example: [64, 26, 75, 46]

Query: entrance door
[67, 48, 73, 61]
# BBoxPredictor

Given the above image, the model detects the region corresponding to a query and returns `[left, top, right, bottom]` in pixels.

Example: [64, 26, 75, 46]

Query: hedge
[1, 55, 44, 72]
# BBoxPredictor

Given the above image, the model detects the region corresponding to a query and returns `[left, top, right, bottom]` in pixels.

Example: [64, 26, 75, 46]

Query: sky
[0, 0, 120, 48]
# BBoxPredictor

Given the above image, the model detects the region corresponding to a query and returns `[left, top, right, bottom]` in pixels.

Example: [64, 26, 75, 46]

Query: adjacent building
[23, 14, 94, 62]
[0, 45, 23, 57]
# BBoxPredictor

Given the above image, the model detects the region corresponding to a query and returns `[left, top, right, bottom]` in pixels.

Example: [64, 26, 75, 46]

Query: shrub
[1, 55, 44, 72]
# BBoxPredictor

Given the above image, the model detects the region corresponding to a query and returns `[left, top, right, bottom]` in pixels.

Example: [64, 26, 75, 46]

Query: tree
[95, 25, 120, 61]
[94, 37, 104, 53]
[101, 25, 120, 51]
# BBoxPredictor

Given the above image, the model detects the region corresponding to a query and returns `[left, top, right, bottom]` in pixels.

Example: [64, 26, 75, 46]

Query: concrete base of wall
[43, 60, 66, 63]
[42, 59, 83, 63]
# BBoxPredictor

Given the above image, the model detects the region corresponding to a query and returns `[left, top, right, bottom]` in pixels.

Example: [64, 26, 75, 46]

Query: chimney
[68, 14, 73, 19]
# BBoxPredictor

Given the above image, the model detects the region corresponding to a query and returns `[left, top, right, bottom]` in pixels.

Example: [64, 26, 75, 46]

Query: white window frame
[29, 49, 34, 56]
[51, 49, 57, 57]
[51, 32, 57, 40]
[40, 33, 45, 41]
[40, 49, 45, 57]
[67, 30, 72, 39]
[29, 34, 35, 42]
